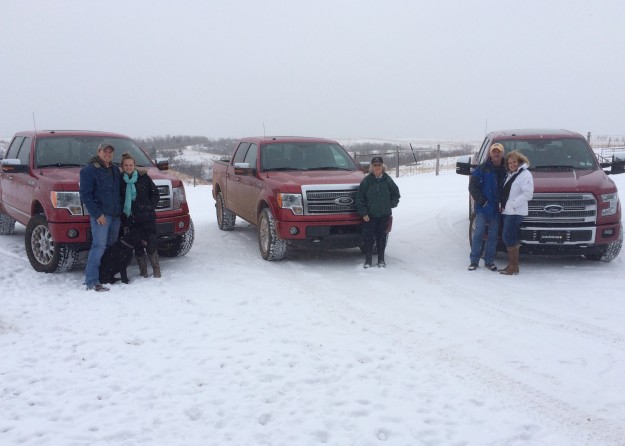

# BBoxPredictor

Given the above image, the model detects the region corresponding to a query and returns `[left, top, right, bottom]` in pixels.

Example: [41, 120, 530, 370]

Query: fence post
[435, 144, 440, 176]
[396, 147, 399, 178]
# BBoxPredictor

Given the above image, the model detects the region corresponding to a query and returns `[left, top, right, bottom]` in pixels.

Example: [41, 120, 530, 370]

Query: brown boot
[137, 255, 149, 278]
[500, 245, 520, 275]
[149, 252, 161, 278]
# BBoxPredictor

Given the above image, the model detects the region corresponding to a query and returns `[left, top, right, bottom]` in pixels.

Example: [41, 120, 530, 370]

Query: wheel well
[32, 201, 44, 216]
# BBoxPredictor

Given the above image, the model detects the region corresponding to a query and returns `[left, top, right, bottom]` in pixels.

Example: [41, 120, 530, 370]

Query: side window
[17, 137, 32, 165]
[233, 142, 250, 164]
[243, 143, 257, 167]
[6, 136, 24, 159]
[477, 138, 491, 163]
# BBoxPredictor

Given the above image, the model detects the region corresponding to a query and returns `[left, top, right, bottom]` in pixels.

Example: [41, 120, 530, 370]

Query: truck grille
[525, 193, 596, 224]
[302, 184, 359, 215]
[154, 180, 173, 211]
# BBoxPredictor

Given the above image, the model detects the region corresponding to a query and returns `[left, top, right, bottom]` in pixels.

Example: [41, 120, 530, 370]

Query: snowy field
[1, 171, 625, 446]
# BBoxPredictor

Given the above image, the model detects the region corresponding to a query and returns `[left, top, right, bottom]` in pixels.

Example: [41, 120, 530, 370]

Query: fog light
[67, 229, 78, 238]
[603, 228, 615, 237]
[178, 221, 185, 229]
[289, 226, 299, 235]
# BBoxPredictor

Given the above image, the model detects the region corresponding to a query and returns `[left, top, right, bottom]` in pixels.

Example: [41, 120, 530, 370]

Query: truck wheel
[216, 192, 236, 230]
[159, 219, 195, 257]
[585, 226, 623, 262]
[0, 213, 16, 235]
[25, 214, 79, 273]
[258, 208, 286, 261]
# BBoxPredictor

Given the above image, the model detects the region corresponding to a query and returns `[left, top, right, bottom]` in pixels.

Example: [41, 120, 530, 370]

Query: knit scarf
[123, 170, 138, 217]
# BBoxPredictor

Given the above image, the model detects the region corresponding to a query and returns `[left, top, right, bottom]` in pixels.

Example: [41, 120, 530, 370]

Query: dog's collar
[121, 239, 134, 249]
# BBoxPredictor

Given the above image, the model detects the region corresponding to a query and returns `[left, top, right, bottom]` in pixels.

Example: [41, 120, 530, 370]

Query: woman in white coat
[500, 151, 534, 275]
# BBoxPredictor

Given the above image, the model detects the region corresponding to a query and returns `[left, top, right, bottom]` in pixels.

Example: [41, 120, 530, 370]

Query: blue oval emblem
[544, 205, 564, 213]
[335, 197, 354, 206]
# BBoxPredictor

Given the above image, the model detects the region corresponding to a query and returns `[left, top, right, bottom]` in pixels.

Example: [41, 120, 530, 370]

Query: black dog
[99, 232, 137, 284]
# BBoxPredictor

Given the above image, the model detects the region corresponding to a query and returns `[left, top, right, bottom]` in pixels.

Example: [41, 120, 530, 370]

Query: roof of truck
[239, 136, 340, 144]
[13, 130, 132, 139]
[488, 129, 585, 140]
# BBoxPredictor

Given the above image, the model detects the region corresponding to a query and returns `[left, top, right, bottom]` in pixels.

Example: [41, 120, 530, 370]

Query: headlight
[172, 186, 186, 210]
[601, 192, 618, 216]
[51, 191, 84, 215]
[278, 193, 303, 215]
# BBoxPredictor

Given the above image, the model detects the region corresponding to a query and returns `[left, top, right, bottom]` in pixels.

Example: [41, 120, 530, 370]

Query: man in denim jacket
[80, 143, 122, 291]
[468, 143, 506, 271]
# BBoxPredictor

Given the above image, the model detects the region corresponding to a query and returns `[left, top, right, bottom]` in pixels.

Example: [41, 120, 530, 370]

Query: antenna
[32, 112, 38, 133]
[263, 122, 266, 138]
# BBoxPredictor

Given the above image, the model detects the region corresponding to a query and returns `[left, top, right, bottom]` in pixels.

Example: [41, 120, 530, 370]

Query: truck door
[236, 143, 261, 223]
[225, 142, 250, 215]
[1, 136, 34, 222]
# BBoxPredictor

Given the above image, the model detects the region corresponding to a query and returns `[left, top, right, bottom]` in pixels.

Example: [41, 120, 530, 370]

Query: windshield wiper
[38, 163, 83, 168]
[531, 165, 575, 171]
[263, 167, 305, 171]
[308, 166, 351, 171]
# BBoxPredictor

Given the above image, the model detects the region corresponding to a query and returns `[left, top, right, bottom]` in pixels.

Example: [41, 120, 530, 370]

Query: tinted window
[497, 138, 597, 170]
[243, 143, 258, 167]
[261, 142, 357, 171]
[17, 137, 32, 165]
[6, 136, 24, 159]
[233, 142, 251, 164]
[33, 136, 152, 167]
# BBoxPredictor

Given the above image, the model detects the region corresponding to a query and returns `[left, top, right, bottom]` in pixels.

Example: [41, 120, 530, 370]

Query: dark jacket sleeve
[388, 177, 400, 208]
[469, 170, 487, 206]
[148, 176, 160, 208]
[355, 177, 369, 216]
[79, 165, 102, 219]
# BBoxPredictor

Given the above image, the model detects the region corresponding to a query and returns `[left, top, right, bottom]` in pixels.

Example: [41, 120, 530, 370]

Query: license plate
[539, 231, 567, 243]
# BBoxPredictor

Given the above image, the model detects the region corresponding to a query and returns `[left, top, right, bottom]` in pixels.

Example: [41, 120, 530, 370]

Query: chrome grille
[154, 180, 172, 211]
[302, 184, 359, 215]
[525, 193, 596, 224]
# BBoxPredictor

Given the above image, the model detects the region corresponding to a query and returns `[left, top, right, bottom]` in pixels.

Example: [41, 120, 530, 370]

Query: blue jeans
[469, 212, 501, 264]
[502, 214, 524, 247]
[85, 215, 121, 288]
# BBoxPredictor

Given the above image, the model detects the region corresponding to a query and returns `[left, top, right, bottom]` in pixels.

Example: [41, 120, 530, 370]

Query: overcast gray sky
[1, 0, 624, 141]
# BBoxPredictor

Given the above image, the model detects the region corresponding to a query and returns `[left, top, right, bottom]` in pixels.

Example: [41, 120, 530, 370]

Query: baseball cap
[371, 156, 383, 164]
[98, 143, 115, 151]
[490, 143, 504, 153]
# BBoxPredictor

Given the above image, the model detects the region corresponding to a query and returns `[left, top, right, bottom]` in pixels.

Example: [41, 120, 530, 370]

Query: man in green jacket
[356, 156, 401, 268]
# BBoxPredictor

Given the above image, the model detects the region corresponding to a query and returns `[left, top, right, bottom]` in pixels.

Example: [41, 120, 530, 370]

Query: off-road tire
[0, 213, 16, 235]
[258, 208, 286, 261]
[216, 191, 236, 231]
[25, 214, 79, 273]
[158, 219, 195, 257]
[585, 226, 623, 262]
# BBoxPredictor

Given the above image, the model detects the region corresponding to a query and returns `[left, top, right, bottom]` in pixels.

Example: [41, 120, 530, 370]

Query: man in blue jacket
[468, 143, 506, 271]
[80, 143, 122, 291]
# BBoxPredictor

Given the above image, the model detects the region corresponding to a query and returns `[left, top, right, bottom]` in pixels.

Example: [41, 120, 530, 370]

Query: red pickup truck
[456, 129, 625, 261]
[0, 130, 194, 273]
[212, 136, 368, 260]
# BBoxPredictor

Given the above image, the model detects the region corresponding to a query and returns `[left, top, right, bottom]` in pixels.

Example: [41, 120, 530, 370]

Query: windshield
[260, 142, 358, 171]
[35, 136, 153, 168]
[497, 138, 598, 170]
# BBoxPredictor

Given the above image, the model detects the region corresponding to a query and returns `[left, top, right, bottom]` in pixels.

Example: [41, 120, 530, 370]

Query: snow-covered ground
[1, 171, 625, 446]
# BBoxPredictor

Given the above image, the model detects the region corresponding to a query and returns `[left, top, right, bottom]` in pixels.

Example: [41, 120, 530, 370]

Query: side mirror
[456, 155, 473, 176]
[359, 161, 371, 174]
[155, 157, 169, 171]
[609, 155, 625, 175]
[1, 158, 28, 174]
[234, 162, 256, 176]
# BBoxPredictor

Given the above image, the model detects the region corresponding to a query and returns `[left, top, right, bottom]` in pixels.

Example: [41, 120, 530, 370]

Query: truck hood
[531, 169, 617, 194]
[263, 170, 365, 186]
[35, 166, 180, 190]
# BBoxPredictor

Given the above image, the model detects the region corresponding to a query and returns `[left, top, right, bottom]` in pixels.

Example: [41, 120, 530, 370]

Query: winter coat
[79, 155, 122, 218]
[120, 169, 160, 228]
[356, 173, 400, 218]
[502, 164, 534, 216]
[469, 158, 506, 218]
